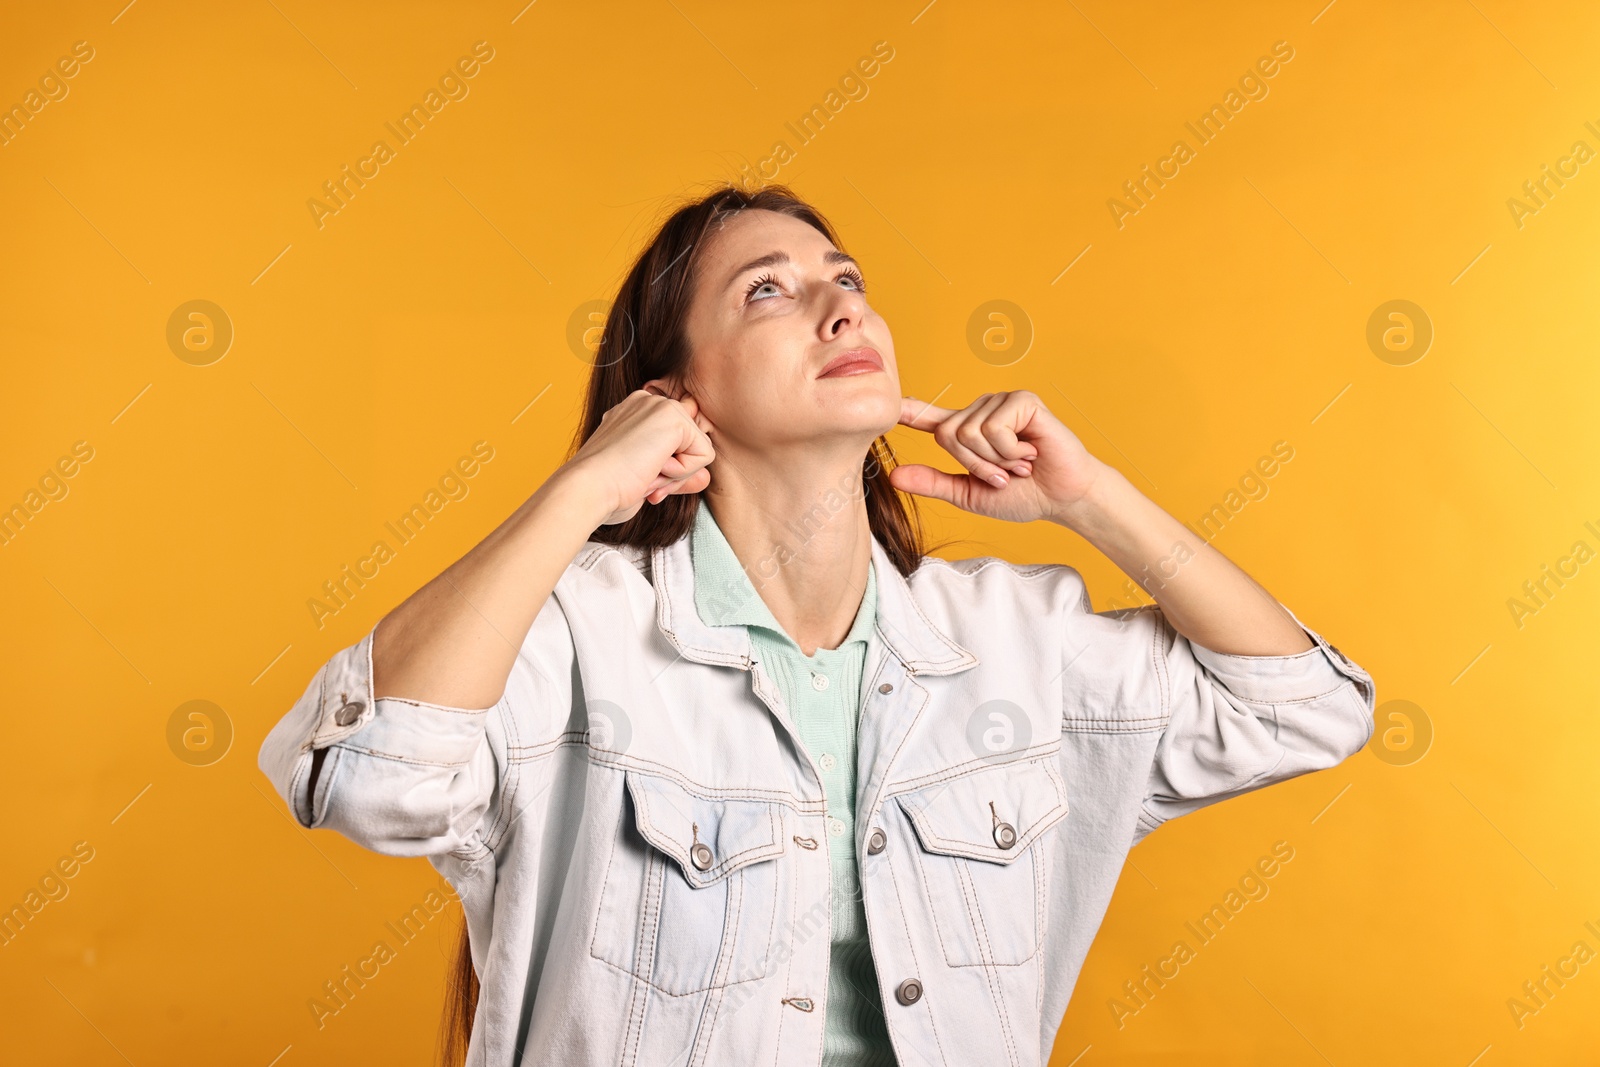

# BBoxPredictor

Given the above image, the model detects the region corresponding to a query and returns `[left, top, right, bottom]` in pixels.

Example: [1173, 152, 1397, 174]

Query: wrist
[541, 459, 621, 526]
[1049, 459, 1123, 533]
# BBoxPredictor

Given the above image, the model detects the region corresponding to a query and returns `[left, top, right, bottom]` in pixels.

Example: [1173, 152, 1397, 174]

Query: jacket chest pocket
[590, 770, 789, 996]
[895, 756, 1069, 968]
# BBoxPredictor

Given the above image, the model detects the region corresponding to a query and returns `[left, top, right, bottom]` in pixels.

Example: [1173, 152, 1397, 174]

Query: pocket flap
[896, 757, 1069, 865]
[625, 771, 787, 888]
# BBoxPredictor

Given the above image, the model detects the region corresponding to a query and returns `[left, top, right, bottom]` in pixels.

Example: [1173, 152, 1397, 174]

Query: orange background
[3, 1, 1598, 1063]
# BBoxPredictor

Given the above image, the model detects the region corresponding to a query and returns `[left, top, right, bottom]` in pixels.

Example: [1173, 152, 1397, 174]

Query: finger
[899, 396, 957, 431]
[939, 435, 1012, 488]
[951, 393, 1015, 472]
[646, 474, 687, 504]
[643, 380, 714, 434]
[983, 393, 1040, 462]
[645, 471, 680, 493]
[680, 397, 715, 437]
[654, 453, 695, 480]
[645, 439, 707, 488]
[654, 446, 712, 486]
[970, 393, 1039, 472]
[665, 418, 716, 477]
[665, 467, 712, 496]
[648, 466, 710, 503]
[933, 398, 1013, 489]
[888, 463, 980, 509]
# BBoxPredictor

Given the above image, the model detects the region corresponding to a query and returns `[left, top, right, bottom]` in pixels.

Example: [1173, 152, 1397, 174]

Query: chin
[817, 386, 899, 430]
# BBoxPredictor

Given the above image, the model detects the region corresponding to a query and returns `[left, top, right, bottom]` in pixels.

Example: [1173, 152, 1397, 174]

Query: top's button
[333, 700, 365, 726]
[811, 673, 829, 691]
[819, 752, 836, 771]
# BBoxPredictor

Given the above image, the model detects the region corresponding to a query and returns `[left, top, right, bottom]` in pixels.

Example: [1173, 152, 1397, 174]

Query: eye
[743, 272, 782, 303]
[837, 266, 867, 292]
[742, 265, 868, 305]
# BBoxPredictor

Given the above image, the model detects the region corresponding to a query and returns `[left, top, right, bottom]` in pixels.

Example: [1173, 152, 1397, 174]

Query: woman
[259, 182, 1376, 1067]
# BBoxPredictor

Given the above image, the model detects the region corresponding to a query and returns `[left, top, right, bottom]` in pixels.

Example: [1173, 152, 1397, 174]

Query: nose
[821, 282, 867, 340]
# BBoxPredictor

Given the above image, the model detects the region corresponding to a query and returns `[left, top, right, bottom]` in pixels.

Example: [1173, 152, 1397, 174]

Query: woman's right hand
[564, 382, 716, 527]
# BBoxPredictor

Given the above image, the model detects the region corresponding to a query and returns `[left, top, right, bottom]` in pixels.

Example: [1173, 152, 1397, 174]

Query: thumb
[889, 463, 973, 507]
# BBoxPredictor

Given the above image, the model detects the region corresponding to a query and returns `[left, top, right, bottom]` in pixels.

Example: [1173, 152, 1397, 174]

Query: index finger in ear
[674, 393, 711, 430]
[900, 396, 955, 431]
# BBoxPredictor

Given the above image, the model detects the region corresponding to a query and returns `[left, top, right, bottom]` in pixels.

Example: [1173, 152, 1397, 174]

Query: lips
[817, 347, 883, 378]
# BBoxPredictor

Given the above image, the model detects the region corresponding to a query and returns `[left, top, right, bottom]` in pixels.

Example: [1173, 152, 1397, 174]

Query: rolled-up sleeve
[256, 625, 505, 858]
[1133, 603, 1375, 845]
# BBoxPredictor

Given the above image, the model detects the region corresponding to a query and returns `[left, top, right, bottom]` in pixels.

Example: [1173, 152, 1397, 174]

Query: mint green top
[690, 498, 896, 1066]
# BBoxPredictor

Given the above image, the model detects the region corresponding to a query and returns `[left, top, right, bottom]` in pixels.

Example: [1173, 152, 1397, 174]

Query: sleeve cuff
[307, 628, 381, 749]
[296, 627, 501, 760]
[1186, 603, 1373, 707]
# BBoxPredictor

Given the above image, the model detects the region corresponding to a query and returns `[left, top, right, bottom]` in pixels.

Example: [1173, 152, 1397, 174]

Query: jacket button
[866, 828, 886, 855]
[895, 978, 923, 1006]
[333, 700, 364, 726]
[878, 683, 893, 694]
[993, 822, 1017, 849]
[691, 842, 714, 871]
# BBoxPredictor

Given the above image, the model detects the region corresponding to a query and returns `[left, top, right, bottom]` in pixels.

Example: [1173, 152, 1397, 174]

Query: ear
[641, 377, 680, 400]
[643, 377, 715, 435]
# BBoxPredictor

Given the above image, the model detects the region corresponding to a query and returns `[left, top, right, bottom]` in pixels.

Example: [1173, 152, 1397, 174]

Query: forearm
[371, 463, 613, 709]
[1052, 460, 1313, 656]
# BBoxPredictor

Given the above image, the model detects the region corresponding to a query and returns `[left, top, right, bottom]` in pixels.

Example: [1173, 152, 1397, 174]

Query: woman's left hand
[890, 391, 1106, 524]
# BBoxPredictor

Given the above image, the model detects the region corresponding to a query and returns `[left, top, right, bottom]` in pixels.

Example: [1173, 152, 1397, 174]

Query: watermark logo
[1367, 699, 1432, 767]
[1106, 41, 1294, 229]
[1, 40, 95, 149]
[1365, 299, 1432, 366]
[166, 700, 233, 766]
[965, 699, 1033, 762]
[1506, 124, 1600, 230]
[736, 41, 895, 189]
[1, 840, 95, 949]
[166, 300, 233, 366]
[1, 440, 95, 548]
[306, 441, 495, 630]
[308, 873, 462, 1029]
[1506, 921, 1600, 1030]
[586, 699, 633, 755]
[306, 42, 496, 230]
[965, 300, 1033, 367]
[1109, 840, 1296, 1028]
[1506, 522, 1598, 630]
[566, 299, 633, 367]
[1182, 440, 1294, 544]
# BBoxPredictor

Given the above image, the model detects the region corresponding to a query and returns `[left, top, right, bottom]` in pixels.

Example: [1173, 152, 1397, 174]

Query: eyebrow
[724, 248, 859, 292]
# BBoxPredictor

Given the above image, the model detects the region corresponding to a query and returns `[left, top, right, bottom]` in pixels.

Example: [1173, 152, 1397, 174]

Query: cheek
[867, 310, 895, 358]
[690, 345, 788, 427]
[728, 363, 795, 419]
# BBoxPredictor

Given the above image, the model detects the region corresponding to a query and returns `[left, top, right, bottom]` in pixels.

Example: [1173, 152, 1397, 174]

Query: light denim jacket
[258, 524, 1376, 1067]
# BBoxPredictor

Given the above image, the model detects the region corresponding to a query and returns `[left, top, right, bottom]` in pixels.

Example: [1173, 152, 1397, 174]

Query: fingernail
[988, 473, 1008, 488]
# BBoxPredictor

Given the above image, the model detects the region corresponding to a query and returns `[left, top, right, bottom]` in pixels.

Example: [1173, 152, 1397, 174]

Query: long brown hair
[436, 180, 942, 1065]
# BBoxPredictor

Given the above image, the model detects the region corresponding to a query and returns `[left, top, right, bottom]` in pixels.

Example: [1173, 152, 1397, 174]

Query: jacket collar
[651, 497, 979, 676]
[689, 492, 878, 652]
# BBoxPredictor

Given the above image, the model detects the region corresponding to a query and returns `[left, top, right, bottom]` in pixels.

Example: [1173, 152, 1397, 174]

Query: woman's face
[675, 207, 901, 458]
